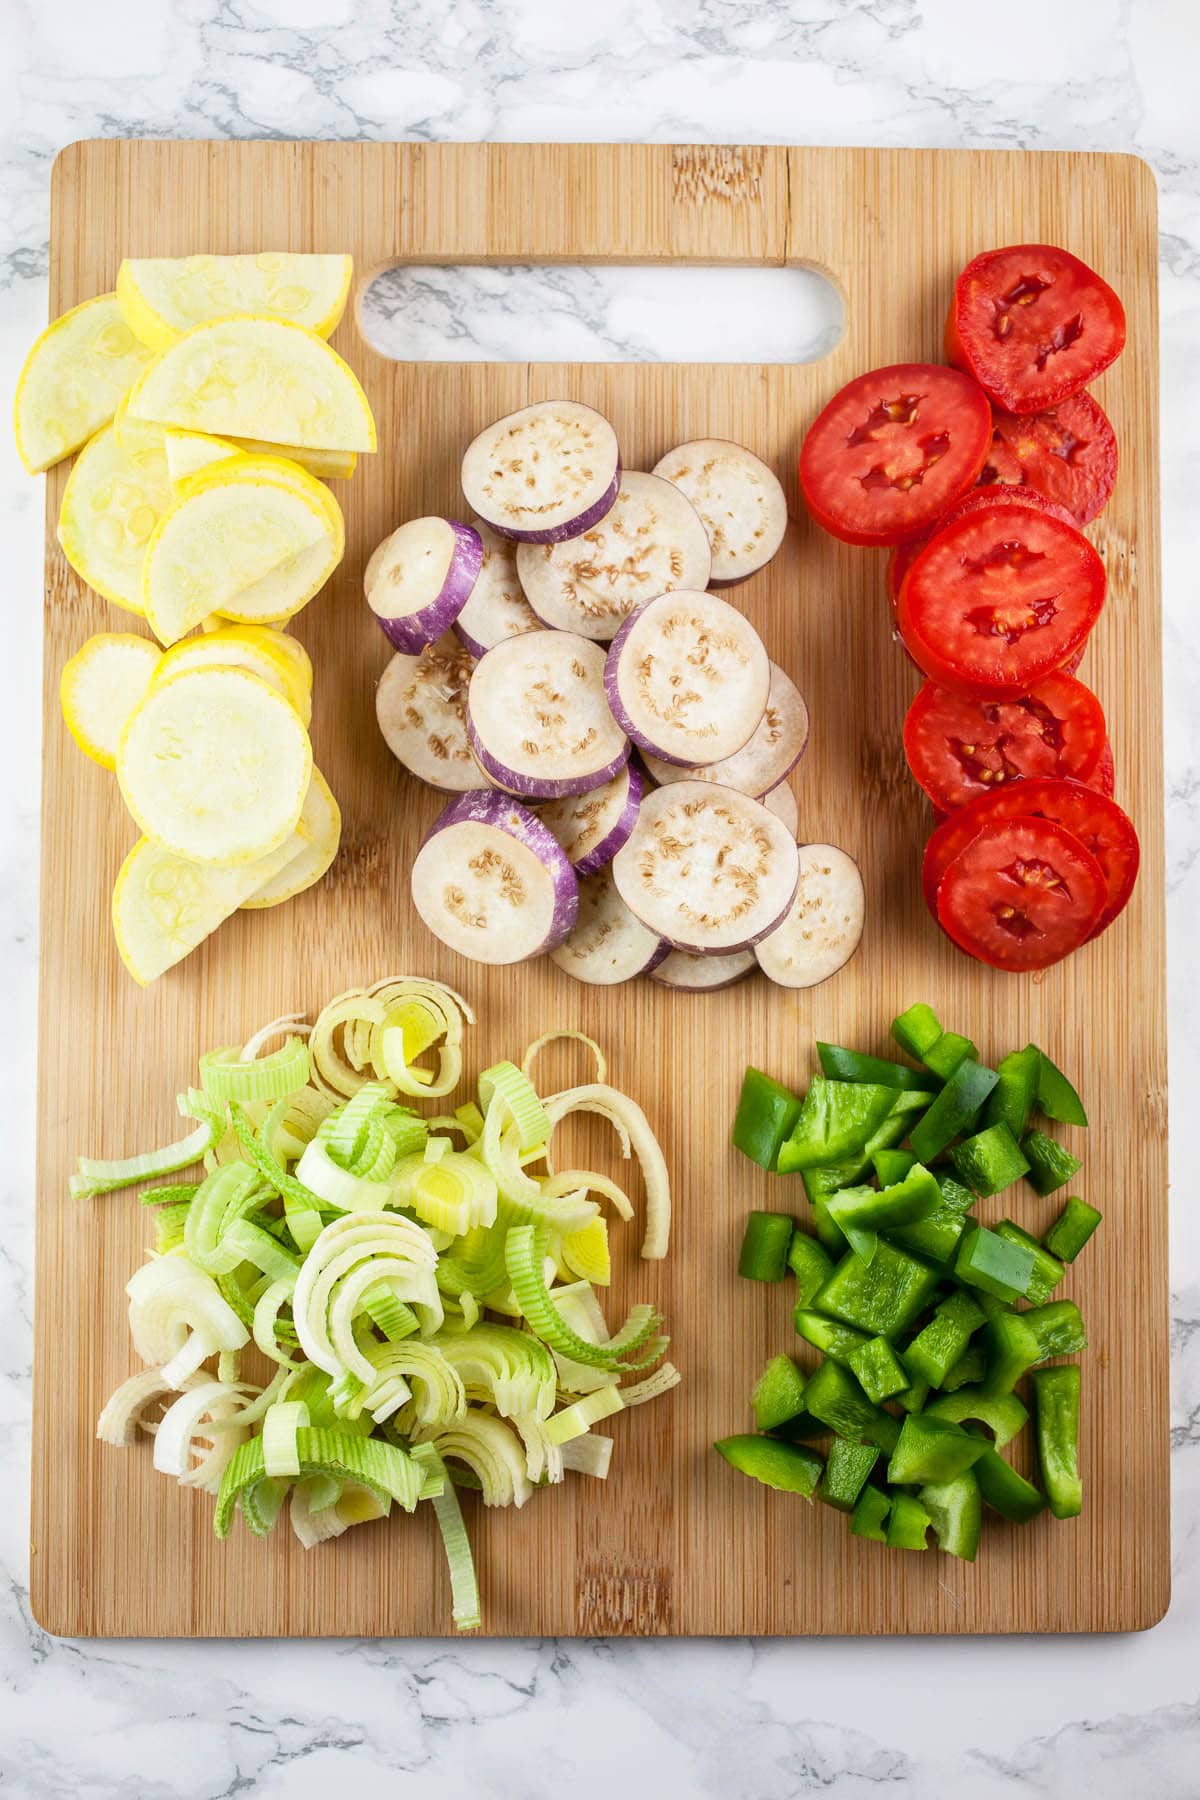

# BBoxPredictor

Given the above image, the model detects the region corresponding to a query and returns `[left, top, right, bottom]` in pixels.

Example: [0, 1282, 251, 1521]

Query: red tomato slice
[979, 393, 1118, 524]
[897, 502, 1106, 699]
[937, 814, 1106, 971]
[1091, 738, 1115, 797]
[903, 671, 1107, 812]
[922, 776, 1139, 936]
[946, 244, 1126, 414]
[885, 484, 1073, 608]
[799, 363, 991, 546]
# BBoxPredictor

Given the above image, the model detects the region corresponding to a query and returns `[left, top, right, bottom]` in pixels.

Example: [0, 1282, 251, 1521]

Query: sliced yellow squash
[112, 830, 302, 985]
[242, 766, 341, 908]
[15, 294, 153, 474]
[56, 422, 173, 615]
[117, 254, 353, 352]
[225, 437, 356, 480]
[59, 632, 162, 769]
[162, 428, 245, 492]
[255, 626, 313, 695]
[152, 624, 312, 724]
[116, 665, 312, 866]
[123, 316, 376, 452]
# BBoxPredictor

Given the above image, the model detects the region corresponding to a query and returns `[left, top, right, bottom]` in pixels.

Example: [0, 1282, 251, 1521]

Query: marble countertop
[2, 1, 1197, 1794]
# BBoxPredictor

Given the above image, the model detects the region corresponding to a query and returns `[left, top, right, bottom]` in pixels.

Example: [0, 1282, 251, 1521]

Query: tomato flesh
[946, 244, 1126, 413]
[937, 814, 1106, 971]
[1090, 738, 1115, 797]
[885, 484, 1072, 608]
[979, 393, 1118, 524]
[799, 363, 991, 546]
[903, 671, 1107, 812]
[922, 776, 1139, 937]
[897, 502, 1106, 698]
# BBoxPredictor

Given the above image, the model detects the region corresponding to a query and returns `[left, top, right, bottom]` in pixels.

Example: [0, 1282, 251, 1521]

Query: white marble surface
[2, 1, 1198, 1793]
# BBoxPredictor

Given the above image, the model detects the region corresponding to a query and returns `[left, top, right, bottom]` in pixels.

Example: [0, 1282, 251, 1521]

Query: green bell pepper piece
[895, 1375, 932, 1413]
[902, 1290, 986, 1387]
[1022, 1129, 1083, 1196]
[872, 1147, 917, 1185]
[983, 1045, 1040, 1140]
[886, 1491, 932, 1549]
[793, 1307, 871, 1365]
[816, 1043, 929, 1089]
[887, 1412, 989, 1485]
[813, 1241, 941, 1339]
[919, 1470, 982, 1561]
[818, 1437, 879, 1511]
[993, 1219, 1064, 1303]
[738, 1210, 793, 1281]
[891, 1003, 942, 1061]
[885, 1171, 976, 1264]
[973, 1446, 1046, 1523]
[922, 1031, 978, 1081]
[714, 1434, 823, 1498]
[954, 1223, 1039, 1302]
[948, 1122, 1030, 1197]
[751, 1354, 808, 1431]
[802, 1359, 901, 1452]
[1034, 1050, 1089, 1128]
[847, 1334, 910, 1403]
[787, 1230, 835, 1304]
[808, 1193, 850, 1253]
[850, 1482, 891, 1541]
[732, 1068, 802, 1170]
[1044, 1196, 1101, 1262]
[826, 1164, 942, 1244]
[909, 1059, 999, 1163]
[981, 1300, 1087, 1395]
[777, 1080, 901, 1171]
[925, 1385, 1028, 1448]
[1028, 1298, 1088, 1360]
[1032, 1363, 1082, 1518]
[940, 1344, 987, 1391]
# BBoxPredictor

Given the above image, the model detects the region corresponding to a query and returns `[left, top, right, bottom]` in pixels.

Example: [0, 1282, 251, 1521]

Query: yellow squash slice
[113, 829, 302, 985]
[163, 428, 245, 492]
[117, 254, 353, 352]
[225, 437, 356, 480]
[15, 294, 154, 474]
[254, 626, 313, 695]
[56, 422, 174, 615]
[116, 665, 312, 866]
[59, 632, 162, 769]
[123, 316, 376, 453]
[242, 766, 341, 908]
[153, 624, 312, 724]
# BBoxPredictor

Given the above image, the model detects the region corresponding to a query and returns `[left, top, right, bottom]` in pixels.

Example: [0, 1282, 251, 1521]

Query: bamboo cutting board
[33, 141, 1166, 1638]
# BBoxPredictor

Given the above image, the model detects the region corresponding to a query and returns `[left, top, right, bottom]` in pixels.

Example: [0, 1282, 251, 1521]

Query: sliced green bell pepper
[885, 1491, 932, 1549]
[847, 1333, 910, 1403]
[922, 1030, 978, 1082]
[895, 1375, 932, 1413]
[948, 1122, 1030, 1197]
[817, 1043, 929, 1089]
[751, 1354, 808, 1431]
[954, 1223, 1040, 1302]
[940, 1344, 987, 1391]
[802, 1358, 901, 1452]
[973, 1446, 1046, 1523]
[732, 1068, 802, 1170]
[902, 1290, 986, 1387]
[737, 1210, 793, 1281]
[826, 1164, 942, 1244]
[919, 1470, 982, 1561]
[793, 1307, 871, 1365]
[1027, 1299, 1088, 1361]
[1044, 1196, 1101, 1262]
[813, 1241, 941, 1339]
[909, 1059, 999, 1163]
[787, 1230, 835, 1304]
[872, 1148, 916, 1185]
[1034, 1050, 1089, 1128]
[850, 1482, 891, 1541]
[925, 1385, 1028, 1448]
[1032, 1363, 1082, 1518]
[981, 1300, 1087, 1395]
[891, 1002, 942, 1062]
[993, 1219, 1064, 1303]
[714, 1433, 823, 1498]
[809, 1193, 850, 1253]
[982, 1044, 1040, 1140]
[777, 1079, 902, 1172]
[818, 1437, 879, 1511]
[885, 1171, 976, 1264]
[887, 1412, 989, 1485]
[1022, 1129, 1083, 1196]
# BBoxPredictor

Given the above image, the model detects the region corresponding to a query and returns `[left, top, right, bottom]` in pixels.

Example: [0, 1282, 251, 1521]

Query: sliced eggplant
[762, 781, 799, 835]
[516, 471, 712, 641]
[604, 591, 770, 767]
[754, 843, 865, 989]
[461, 400, 620, 543]
[411, 789, 579, 964]
[613, 781, 799, 954]
[375, 634, 477, 792]
[650, 946, 756, 991]
[652, 437, 788, 586]
[453, 517, 541, 658]
[467, 630, 629, 800]
[640, 663, 809, 796]
[364, 516, 482, 654]
[539, 762, 645, 876]
[550, 868, 668, 986]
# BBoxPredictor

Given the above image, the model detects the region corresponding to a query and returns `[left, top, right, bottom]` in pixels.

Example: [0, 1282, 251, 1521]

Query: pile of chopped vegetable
[85, 975, 678, 1631]
[716, 1005, 1097, 1559]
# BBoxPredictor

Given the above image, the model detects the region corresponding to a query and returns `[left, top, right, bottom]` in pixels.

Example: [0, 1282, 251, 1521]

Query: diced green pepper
[922, 1031, 978, 1081]
[983, 1045, 1040, 1140]
[777, 1080, 901, 1172]
[787, 1230, 835, 1304]
[1044, 1196, 1101, 1262]
[872, 1148, 916, 1185]
[949, 1123, 1030, 1197]
[813, 1242, 941, 1339]
[809, 1193, 850, 1253]
[817, 1043, 929, 1089]
[919, 1471, 982, 1561]
[902, 1290, 986, 1387]
[738, 1210, 793, 1281]
[936, 1173, 978, 1214]
[885, 1491, 932, 1550]
[826, 1165, 942, 1246]
[1034, 1050, 1089, 1128]
[973, 1446, 1046, 1523]
[751, 1354, 808, 1431]
[802, 1359, 901, 1452]
[732, 1068, 802, 1170]
[793, 1307, 871, 1365]
[891, 1002, 942, 1061]
[1028, 1299, 1087, 1361]
[954, 1223, 1039, 1302]
[909, 1060, 999, 1163]
[993, 1219, 1064, 1303]
[850, 1482, 891, 1541]
[1031, 1364, 1082, 1519]
[940, 1344, 987, 1391]
[884, 1206, 969, 1266]
[714, 1434, 823, 1498]
[847, 1334, 910, 1403]
[895, 1376, 932, 1413]
[887, 1412, 988, 1485]
[818, 1437, 879, 1511]
[981, 1300, 1087, 1395]
[1022, 1129, 1083, 1196]
[766, 1409, 824, 1443]
[925, 1386, 1028, 1448]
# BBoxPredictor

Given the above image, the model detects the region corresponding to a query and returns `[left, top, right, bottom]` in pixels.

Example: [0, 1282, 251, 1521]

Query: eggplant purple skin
[369, 518, 483, 657]
[465, 715, 631, 802]
[453, 617, 491, 660]
[422, 788, 579, 950]
[603, 605, 694, 766]
[571, 761, 646, 877]
[477, 463, 622, 546]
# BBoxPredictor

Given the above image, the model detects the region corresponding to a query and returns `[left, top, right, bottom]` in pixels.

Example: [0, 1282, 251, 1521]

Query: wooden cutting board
[32, 141, 1166, 1638]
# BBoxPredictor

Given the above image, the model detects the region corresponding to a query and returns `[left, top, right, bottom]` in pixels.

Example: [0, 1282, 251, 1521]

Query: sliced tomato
[978, 393, 1118, 524]
[1091, 738, 1115, 797]
[937, 814, 1106, 971]
[922, 777, 1139, 937]
[946, 244, 1126, 414]
[897, 502, 1106, 699]
[903, 671, 1107, 812]
[885, 483, 1073, 609]
[799, 363, 991, 546]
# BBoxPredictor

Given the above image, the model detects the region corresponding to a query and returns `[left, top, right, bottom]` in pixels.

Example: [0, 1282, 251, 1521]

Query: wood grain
[32, 141, 1167, 1638]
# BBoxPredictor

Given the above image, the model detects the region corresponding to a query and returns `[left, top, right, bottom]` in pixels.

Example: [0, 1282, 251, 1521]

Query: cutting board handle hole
[356, 263, 843, 365]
